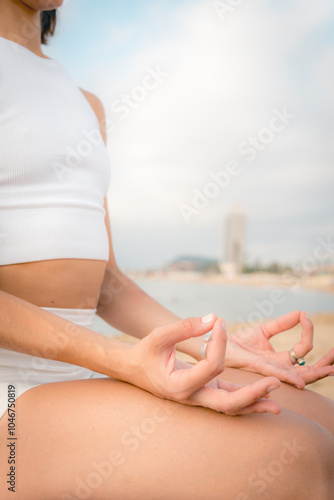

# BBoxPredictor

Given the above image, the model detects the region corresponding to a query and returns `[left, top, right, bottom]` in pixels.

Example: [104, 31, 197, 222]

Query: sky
[45, 0, 334, 271]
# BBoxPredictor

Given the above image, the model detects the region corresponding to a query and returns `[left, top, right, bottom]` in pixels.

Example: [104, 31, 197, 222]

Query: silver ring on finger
[200, 342, 208, 358]
[201, 330, 212, 358]
[289, 348, 306, 366]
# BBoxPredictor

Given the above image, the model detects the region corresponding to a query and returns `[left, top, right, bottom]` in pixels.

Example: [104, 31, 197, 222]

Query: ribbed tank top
[0, 36, 110, 265]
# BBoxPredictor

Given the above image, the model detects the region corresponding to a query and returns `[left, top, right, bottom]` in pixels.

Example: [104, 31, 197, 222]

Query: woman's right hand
[124, 314, 282, 416]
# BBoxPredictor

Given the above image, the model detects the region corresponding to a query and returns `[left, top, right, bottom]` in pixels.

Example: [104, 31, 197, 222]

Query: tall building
[221, 206, 246, 275]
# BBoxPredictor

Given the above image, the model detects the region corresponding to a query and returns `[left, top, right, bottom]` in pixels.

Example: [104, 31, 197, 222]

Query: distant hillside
[165, 256, 219, 272]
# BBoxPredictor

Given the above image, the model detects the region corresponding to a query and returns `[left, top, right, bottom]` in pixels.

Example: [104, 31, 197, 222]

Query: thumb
[152, 313, 217, 351]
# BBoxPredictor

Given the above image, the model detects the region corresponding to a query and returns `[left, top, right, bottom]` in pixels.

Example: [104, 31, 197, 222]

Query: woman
[0, 1, 333, 499]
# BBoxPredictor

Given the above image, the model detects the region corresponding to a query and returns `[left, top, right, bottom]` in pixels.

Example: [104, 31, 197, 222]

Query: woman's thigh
[220, 367, 334, 434]
[0, 378, 333, 500]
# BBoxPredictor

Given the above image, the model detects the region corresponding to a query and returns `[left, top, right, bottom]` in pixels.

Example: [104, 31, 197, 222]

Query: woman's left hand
[225, 310, 334, 388]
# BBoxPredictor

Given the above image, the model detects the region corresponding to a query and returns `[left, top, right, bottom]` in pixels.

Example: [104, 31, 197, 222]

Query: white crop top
[0, 36, 111, 266]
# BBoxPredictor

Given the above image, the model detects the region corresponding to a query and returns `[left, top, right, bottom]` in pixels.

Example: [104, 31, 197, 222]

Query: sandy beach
[129, 270, 334, 294]
[120, 312, 334, 401]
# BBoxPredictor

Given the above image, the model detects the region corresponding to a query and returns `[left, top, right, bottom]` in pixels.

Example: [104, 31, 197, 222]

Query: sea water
[94, 278, 334, 336]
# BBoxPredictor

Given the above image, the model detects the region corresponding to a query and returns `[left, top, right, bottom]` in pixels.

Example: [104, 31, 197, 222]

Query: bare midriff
[0, 259, 107, 309]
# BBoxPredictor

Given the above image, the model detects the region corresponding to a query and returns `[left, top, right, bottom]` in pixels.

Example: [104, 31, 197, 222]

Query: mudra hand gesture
[225, 310, 334, 388]
[125, 314, 281, 416]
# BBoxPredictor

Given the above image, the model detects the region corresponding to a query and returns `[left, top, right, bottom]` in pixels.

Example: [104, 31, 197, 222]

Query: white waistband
[40, 306, 97, 328]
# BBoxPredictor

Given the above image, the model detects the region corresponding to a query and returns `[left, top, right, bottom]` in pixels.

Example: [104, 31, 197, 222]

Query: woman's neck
[0, 0, 44, 58]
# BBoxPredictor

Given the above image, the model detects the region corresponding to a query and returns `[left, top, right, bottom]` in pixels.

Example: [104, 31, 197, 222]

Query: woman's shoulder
[80, 89, 105, 121]
[79, 89, 107, 142]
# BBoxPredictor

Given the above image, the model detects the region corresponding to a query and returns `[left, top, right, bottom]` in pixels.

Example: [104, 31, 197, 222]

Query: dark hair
[40, 10, 57, 45]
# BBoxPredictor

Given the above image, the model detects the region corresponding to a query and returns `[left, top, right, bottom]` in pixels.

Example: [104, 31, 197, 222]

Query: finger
[230, 399, 281, 416]
[294, 365, 334, 385]
[187, 392, 280, 415]
[217, 378, 272, 397]
[199, 376, 281, 415]
[244, 360, 305, 389]
[152, 314, 217, 351]
[291, 311, 313, 359]
[169, 319, 226, 396]
[261, 310, 301, 339]
[311, 348, 334, 369]
[216, 379, 247, 392]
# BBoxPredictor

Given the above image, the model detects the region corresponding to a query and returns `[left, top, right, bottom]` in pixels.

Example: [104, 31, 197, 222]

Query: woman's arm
[97, 265, 203, 359]
[0, 290, 129, 380]
[0, 290, 281, 415]
[96, 212, 201, 360]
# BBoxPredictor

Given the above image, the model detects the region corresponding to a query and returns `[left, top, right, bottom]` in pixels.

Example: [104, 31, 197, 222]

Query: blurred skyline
[45, 0, 334, 271]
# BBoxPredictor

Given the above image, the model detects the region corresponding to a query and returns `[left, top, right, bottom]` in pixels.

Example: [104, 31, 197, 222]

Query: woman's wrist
[83, 334, 133, 380]
[53, 321, 133, 381]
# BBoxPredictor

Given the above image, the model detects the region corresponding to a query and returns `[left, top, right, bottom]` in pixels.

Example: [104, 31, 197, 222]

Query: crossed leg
[0, 375, 333, 500]
[219, 367, 334, 434]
